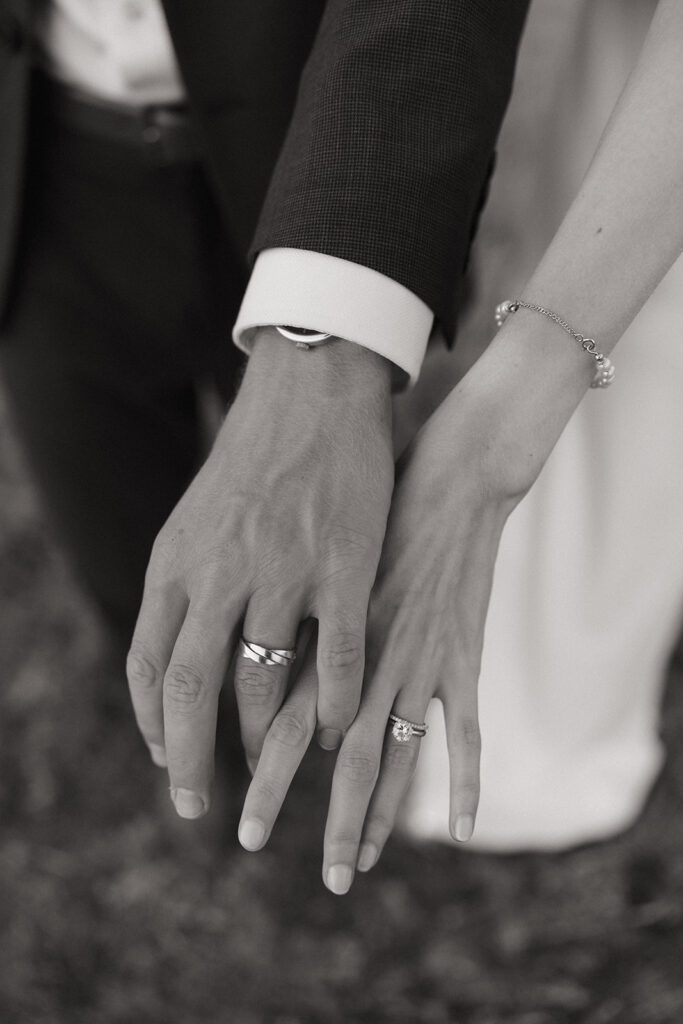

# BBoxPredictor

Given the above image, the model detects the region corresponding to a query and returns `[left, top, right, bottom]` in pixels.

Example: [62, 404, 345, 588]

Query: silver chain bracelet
[495, 300, 615, 388]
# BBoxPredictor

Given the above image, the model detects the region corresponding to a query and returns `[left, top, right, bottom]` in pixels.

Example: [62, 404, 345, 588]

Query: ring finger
[238, 625, 318, 851]
[356, 694, 431, 873]
[322, 601, 432, 894]
[235, 596, 306, 771]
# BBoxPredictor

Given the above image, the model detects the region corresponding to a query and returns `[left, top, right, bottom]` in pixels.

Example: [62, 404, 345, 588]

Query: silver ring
[388, 713, 428, 743]
[240, 638, 296, 668]
[244, 640, 296, 661]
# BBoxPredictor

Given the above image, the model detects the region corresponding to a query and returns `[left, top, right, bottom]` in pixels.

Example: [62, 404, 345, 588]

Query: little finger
[127, 563, 188, 767]
[443, 692, 481, 843]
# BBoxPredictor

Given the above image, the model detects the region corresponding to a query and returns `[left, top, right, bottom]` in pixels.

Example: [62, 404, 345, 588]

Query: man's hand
[126, 328, 394, 818]
[235, 385, 512, 888]
[235, 330, 554, 892]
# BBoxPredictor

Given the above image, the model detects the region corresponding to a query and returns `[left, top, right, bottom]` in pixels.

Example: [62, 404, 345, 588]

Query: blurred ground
[1, 385, 682, 1024]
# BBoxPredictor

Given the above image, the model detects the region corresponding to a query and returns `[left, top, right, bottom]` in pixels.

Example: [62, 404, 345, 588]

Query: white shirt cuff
[232, 248, 434, 385]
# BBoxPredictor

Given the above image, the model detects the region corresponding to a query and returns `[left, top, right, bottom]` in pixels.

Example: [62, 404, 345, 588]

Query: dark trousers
[0, 77, 247, 636]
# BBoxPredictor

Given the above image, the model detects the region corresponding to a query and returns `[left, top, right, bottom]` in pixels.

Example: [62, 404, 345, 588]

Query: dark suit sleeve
[250, 0, 530, 340]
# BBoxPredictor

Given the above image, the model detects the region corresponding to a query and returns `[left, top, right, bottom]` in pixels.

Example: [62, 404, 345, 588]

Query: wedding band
[243, 640, 296, 661]
[388, 713, 428, 743]
[240, 639, 297, 668]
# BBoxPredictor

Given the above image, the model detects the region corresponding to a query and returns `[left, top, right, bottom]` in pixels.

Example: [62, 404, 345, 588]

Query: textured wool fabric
[251, 0, 530, 340]
[1, 0, 530, 341]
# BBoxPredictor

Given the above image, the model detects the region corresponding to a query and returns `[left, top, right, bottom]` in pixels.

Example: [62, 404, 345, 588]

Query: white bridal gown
[400, 0, 683, 851]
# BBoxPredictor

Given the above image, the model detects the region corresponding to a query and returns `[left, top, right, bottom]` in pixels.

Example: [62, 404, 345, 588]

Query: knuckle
[324, 526, 378, 568]
[454, 778, 480, 799]
[327, 829, 362, 849]
[460, 716, 482, 751]
[149, 525, 182, 570]
[319, 632, 363, 676]
[169, 751, 205, 778]
[270, 707, 312, 749]
[457, 648, 484, 682]
[126, 650, 161, 691]
[250, 774, 282, 806]
[337, 747, 379, 786]
[384, 741, 419, 772]
[235, 666, 279, 707]
[164, 664, 210, 714]
[366, 811, 394, 837]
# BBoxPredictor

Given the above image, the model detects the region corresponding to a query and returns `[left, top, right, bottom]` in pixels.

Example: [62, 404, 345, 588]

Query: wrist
[439, 319, 593, 502]
[241, 326, 394, 407]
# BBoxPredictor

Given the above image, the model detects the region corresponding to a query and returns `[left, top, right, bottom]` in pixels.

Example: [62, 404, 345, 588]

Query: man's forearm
[250, 0, 530, 340]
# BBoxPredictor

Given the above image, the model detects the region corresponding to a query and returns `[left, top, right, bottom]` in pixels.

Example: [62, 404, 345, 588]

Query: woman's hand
[320, 374, 531, 891]
[319, 301, 606, 891]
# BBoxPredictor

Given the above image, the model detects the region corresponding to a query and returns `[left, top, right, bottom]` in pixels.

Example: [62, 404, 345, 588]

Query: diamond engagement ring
[388, 713, 428, 743]
[240, 639, 297, 668]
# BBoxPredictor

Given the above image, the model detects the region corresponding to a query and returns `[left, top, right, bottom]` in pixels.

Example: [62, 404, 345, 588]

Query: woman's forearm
[526, 0, 683, 346]
[450, 0, 683, 492]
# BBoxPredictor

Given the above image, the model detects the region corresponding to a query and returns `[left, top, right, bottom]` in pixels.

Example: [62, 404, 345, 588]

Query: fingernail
[357, 842, 378, 873]
[454, 814, 474, 842]
[170, 788, 206, 819]
[318, 728, 342, 751]
[326, 864, 353, 895]
[149, 743, 167, 768]
[238, 819, 266, 851]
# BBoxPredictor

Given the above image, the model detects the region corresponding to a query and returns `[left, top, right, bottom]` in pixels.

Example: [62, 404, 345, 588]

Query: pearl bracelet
[495, 300, 615, 389]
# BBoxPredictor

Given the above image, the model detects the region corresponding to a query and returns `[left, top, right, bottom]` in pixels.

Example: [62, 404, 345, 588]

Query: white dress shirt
[38, 0, 433, 383]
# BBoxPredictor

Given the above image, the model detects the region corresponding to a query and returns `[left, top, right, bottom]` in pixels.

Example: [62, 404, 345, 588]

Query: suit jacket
[0, 0, 529, 340]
